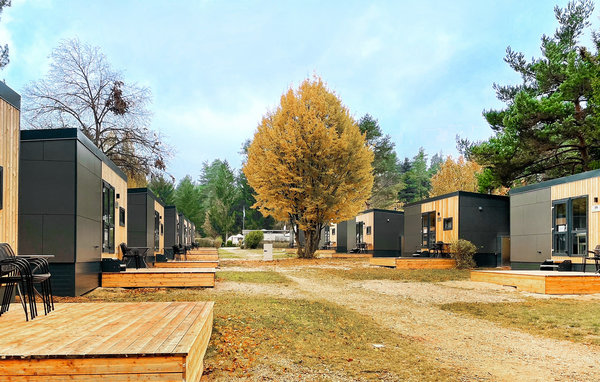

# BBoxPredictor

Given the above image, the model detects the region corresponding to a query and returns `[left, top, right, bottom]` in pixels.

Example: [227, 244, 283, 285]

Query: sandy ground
[215, 253, 600, 382]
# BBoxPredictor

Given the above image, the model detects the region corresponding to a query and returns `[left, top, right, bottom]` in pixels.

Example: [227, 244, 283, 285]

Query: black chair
[583, 245, 600, 273]
[172, 244, 187, 261]
[0, 243, 50, 321]
[120, 243, 146, 269]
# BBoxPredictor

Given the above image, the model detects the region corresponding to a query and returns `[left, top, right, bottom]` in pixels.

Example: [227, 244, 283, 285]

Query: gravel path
[217, 258, 600, 381]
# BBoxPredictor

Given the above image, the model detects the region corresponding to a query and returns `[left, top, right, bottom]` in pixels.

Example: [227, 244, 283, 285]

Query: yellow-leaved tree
[429, 156, 482, 197]
[244, 77, 374, 258]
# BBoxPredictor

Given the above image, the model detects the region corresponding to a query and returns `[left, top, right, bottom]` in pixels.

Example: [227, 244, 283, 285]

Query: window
[161, 223, 164, 235]
[421, 211, 436, 248]
[102, 182, 115, 253]
[553, 196, 588, 257]
[366, 226, 372, 235]
[119, 207, 126, 227]
[332, 228, 335, 235]
[443, 217, 453, 231]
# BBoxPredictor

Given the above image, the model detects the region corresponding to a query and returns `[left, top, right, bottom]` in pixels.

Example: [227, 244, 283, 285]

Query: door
[552, 197, 587, 257]
[421, 212, 436, 249]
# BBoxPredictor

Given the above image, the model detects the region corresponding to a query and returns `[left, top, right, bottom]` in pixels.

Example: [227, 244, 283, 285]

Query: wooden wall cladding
[0, 98, 19, 252]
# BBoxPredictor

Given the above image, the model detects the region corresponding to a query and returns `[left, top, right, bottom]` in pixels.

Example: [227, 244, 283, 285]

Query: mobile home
[510, 170, 600, 270]
[355, 209, 404, 257]
[127, 188, 165, 263]
[164, 205, 180, 258]
[0, 82, 20, 252]
[335, 218, 357, 253]
[404, 191, 509, 266]
[19, 128, 128, 296]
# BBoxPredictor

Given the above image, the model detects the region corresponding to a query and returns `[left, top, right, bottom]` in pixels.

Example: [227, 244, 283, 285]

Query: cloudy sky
[0, 0, 588, 181]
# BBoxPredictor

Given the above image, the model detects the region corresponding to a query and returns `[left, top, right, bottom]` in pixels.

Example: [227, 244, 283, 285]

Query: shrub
[197, 237, 214, 247]
[449, 239, 477, 269]
[245, 231, 264, 249]
[214, 237, 223, 248]
[226, 240, 233, 247]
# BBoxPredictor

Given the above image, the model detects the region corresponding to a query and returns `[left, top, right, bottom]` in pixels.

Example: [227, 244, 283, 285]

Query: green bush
[214, 237, 223, 248]
[197, 237, 214, 247]
[226, 240, 233, 247]
[449, 239, 477, 269]
[245, 231, 264, 249]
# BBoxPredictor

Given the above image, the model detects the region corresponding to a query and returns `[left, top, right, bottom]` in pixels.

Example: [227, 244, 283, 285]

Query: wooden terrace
[471, 270, 600, 294]
[0, 301, 214, 381]
[155, 260, 219, 268]
[370, 257, 456, 269]
[102, 268, 216, 288]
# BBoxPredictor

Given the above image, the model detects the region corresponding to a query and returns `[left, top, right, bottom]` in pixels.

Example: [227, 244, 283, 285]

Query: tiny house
[19, 128, 128, 296]
[355, 209, 404, 257]
[127, 188, 165, 262]
[335, 218, 357, 253]
[510, 169, 600, 270]
[164, 205, 180, 258]
[404, 191, 509, 266]
[179, 213, 191, 247]
[0, 82, 20, 253]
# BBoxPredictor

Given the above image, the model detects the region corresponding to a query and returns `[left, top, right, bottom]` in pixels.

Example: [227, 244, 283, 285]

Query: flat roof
[357, 208, 404, 215]
[404, 191, 508, 207]
[510, 169, 600, 195]
[21, 128, 127, 181]
[0, 81, 20, 110]
[128, 187, 165, 207]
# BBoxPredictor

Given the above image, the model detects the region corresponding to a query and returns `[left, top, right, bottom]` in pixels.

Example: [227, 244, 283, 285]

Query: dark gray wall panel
[345, 218, 356, 251]
[336, 220, 348, 252]
[403, 205, 421, 256]
[510, 188, 551, 263]
[76, 141, 102, 175]
[76, 216, 101, 262]
[458, 195, 509, 254]
[146, 195, 155, 249]
[19, 160, 75, 215]
[20, 141, 43, 160]
[18, 214, 43, 254]
[127, 193, 148, 247]
[43, 215, 75, 262]
[74, 261, 101, 296]
[76, 162, 102, 221]
[373, 211, 404, 256]
[164, 207, 177, 248]
[43, 140, 75, 161]
[48, 264, 75, 297]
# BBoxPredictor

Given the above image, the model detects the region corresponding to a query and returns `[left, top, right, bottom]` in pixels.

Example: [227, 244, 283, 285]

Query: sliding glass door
[552, 197, 587, 257]
[422, 211, 436, 249]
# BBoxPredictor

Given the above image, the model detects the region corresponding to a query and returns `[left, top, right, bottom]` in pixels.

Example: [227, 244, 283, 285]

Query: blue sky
[0, 0, 587, 181]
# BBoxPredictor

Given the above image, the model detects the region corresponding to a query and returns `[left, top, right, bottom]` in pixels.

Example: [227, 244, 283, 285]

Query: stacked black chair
[172, 244, 187, 261]
[0, 243, 40, 321]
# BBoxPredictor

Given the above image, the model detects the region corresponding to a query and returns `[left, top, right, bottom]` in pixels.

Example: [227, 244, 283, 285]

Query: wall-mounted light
[386, 219, 390, 222]
[437, 212, 440, 216]
[595, 197, 599, 203]
[116, 193, 120, 199]
[478, 206, 483, 211]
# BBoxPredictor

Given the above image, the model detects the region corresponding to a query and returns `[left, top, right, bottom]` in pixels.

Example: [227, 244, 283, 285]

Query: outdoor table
[128, 247, 150, 269]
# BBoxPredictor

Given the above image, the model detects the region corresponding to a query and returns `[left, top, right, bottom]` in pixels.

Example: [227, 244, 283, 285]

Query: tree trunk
[294, 224, 304, 258]
[302, 227, 322, 259]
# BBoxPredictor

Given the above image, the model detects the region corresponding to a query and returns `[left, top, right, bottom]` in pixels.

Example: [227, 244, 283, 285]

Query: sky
[0, 0, 591, 182]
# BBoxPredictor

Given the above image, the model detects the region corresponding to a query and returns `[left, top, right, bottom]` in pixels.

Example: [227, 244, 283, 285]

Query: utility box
[263, 243, 273, 261]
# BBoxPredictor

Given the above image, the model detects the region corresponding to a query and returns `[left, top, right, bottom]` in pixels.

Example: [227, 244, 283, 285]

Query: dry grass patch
[216, 271, 290, 284]
[442, 299, 600, 346]
[57, 288, 460, 381]
[313, 268, 470, 283]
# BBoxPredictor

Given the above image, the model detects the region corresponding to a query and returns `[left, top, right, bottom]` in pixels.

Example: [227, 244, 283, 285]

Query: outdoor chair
[583, 245, 600, 273]
[173, 245, 187, 261]
[0, 243, 47, 321]
[120, 243, 146, 269]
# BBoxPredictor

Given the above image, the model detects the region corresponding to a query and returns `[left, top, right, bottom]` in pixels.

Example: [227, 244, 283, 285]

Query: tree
[23, 38, 169, 179]
[397, 148, 431, 204]
[148, 175, 176, 205]
[244, 77, 374, 258]
[174, 176, 203, 229]
[429, 156, 482, 197]
[0, 1, 11, 69]
[358, 114, 402, 209]
[200, 160, 238, 240]
[463, 0, 600, 187]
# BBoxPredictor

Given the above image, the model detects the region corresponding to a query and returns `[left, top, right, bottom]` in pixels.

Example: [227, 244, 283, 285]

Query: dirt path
[217, 261, 600, 381]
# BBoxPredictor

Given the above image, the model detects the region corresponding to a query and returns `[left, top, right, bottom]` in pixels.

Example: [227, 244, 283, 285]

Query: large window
[102, 182, 115, 253]
[422, 212, 436, 249]
[553, 196, 588, 257]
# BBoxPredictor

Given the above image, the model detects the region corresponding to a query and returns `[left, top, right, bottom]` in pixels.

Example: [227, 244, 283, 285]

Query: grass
[63, 288, 460, 381]
[442, 299, 600, 346]
[314, 268, 470, 283]
[216, 271, 290, 284]
[218, 248, 295, 260]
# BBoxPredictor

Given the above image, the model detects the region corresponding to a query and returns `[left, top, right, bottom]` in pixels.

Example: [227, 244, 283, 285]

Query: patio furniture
[120, 243, 149, 269]
[173, 245, 187, 261]
[0, 243, 53, 321]
[583, 245, 600, 273]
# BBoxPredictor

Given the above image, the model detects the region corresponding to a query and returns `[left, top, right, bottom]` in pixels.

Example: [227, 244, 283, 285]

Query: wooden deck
[471, 270, 600, 294]
[370, 257, 456, 269]
[331, 253, 372, 259]
[155, 260, 219, 268]
[102, 268, 215, 288]
[0, 301, 214, 381]
[184, 254, 219, 261]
